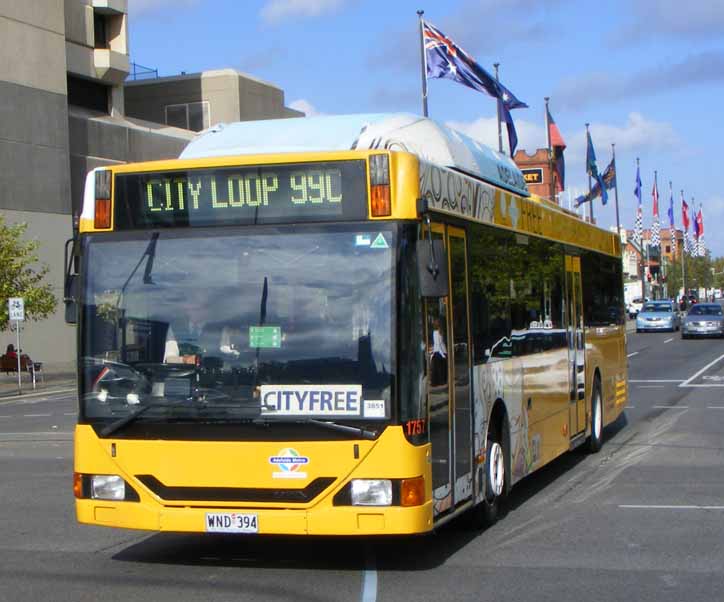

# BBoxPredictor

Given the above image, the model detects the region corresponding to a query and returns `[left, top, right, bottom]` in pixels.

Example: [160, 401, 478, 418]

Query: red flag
[652, 180, 659, 216]
[697, 208, 704, 237]
[546, 107, 566, 192]
[682, 198, 690, 231]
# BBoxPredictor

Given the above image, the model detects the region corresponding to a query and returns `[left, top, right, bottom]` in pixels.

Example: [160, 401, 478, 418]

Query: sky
[127, 0, 724, 256]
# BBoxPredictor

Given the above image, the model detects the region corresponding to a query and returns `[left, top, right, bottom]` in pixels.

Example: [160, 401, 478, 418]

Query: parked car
[636, 301, 680, 333]
[627, 297, 647, 318]
[681, 303, 724, 338]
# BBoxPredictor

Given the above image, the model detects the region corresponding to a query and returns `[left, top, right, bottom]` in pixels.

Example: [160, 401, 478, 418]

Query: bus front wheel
[468, 423, 508, 529]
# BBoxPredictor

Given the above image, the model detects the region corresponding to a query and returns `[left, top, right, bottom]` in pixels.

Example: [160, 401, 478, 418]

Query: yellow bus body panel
[74, 424, 433, 535]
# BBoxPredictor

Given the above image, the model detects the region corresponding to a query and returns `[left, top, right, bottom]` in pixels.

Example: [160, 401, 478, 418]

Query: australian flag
[423, 20, 527, 155]
[576, 152, 613, 207]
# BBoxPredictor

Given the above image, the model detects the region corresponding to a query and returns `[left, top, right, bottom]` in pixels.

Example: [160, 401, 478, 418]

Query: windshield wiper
[100, 403, 158, 437]
[100, 400, 202, 437]
[254, 417, 377, 440]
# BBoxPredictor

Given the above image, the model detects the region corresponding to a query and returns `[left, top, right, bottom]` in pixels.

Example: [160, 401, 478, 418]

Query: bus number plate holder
[205, 512, 258, 533]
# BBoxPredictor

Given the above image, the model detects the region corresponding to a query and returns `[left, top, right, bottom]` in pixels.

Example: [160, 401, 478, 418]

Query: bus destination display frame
[113, 159, 368, 229]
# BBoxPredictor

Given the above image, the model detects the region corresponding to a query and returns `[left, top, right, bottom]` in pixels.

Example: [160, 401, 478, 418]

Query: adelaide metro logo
[269, 448, 309, 479]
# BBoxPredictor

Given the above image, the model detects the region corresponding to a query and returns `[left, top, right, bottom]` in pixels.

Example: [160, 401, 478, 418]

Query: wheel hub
[488, 442, 504, 497]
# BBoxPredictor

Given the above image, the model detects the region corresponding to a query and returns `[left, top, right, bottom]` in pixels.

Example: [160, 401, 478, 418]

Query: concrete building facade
[1, 1, 302, 369]
[125, 69, 303, 131]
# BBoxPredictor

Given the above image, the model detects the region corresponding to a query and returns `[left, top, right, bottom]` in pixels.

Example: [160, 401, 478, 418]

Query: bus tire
[588, 377, 603, 453]
[468, 422, 508, 529]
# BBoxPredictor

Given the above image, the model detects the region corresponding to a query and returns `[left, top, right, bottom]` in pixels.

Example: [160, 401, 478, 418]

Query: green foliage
[666, 253, 721, 296]
[712, 256, 724, 290]
[0, 215, 57, 330]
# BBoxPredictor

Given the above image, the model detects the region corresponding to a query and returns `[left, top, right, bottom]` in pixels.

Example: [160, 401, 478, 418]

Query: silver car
[636, 301, 680, 333]
[681, 303, 724, 338]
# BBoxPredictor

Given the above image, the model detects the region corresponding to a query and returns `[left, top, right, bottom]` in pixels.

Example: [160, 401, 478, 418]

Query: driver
[163, 296, 241, 364]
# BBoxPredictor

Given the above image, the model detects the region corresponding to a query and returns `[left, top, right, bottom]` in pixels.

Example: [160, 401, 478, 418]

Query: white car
[627, 297, 647, 318]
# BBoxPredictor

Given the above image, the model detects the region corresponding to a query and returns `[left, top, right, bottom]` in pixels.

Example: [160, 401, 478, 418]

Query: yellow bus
[66, 113, 627, 535]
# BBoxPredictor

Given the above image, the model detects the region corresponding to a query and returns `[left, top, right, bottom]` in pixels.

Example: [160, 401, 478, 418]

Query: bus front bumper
[77, 499, 434, 536]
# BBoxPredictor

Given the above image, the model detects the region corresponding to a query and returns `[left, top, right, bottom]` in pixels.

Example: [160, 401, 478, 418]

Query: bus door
[425, 225, 473, 515]
[565, 255, 586, 436]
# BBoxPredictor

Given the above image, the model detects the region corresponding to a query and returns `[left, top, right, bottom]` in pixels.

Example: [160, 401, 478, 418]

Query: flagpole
[545, 97, 554, 202]
[681, 189, 687, 305]
[417, 10, 428, 117]
[612, 143, 621, 238]
[668, 179, 674, 299]
[586, 123, 594, 223]
[494, 63, 503, 153]
[637, 157, 645, 301]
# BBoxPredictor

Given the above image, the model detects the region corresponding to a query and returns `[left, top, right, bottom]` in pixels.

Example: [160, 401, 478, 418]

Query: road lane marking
[23, 413, 51, 417]
[680, 353, 724, 387]
[625, 405, 635, 409]
[707, 406, 724, 409]
[361, 545, 377, 602]
[652, 405, 688, 409]
[664, 338, 674, 343]
[627, 351, 639, 358]
[637, 385, 665, 388]
[620, 505, 724, 510]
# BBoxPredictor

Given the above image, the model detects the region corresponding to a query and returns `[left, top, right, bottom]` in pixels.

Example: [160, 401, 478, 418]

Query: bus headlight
[91, 474, 125, 500]
[351, 479, 392, 506]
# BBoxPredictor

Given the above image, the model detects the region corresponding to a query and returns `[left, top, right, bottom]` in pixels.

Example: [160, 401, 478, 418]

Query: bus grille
[136, 475, 336, 504]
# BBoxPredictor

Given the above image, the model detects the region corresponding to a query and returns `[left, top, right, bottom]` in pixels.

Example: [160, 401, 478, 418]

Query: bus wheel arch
[588, 369, 603, 453]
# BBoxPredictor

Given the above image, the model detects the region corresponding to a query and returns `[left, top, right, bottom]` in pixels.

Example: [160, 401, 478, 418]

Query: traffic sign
[8, 297, 24, 321]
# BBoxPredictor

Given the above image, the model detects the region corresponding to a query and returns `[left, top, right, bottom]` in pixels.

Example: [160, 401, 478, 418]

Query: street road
[2, 330, 724, 602]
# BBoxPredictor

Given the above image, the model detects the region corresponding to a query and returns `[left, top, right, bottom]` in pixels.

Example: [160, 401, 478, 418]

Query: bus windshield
[80, 224, 395, 431]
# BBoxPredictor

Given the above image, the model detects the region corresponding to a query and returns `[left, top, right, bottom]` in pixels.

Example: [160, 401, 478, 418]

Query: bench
[1, 354, 43, 388]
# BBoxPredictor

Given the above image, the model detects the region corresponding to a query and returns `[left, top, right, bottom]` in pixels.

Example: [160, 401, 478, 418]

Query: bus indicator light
[94, 198, 111, 229]
[73, 472, 83, 499]
[369, 154, 391, 217]
[370, 184, 390, 217]
[401, 477, 425, 507]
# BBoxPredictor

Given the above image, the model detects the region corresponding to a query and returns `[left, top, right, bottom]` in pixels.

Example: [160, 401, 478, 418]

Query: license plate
[205, 512, 258, 533]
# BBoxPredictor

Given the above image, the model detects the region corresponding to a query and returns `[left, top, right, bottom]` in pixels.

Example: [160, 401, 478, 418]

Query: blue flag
[581, 131, 607, 205]
[585, 131, 599, 180]
[423, 20, 527, 154]
[634, 164, 642, 204]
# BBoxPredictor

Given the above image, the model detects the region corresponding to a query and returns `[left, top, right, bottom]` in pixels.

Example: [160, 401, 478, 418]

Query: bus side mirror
[64, 238, 79, 324]
[64, 275, 78, 324]
[417, 239, 449, 297]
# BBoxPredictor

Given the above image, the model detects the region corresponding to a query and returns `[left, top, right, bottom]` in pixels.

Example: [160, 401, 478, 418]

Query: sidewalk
[0, 367, 76, 399]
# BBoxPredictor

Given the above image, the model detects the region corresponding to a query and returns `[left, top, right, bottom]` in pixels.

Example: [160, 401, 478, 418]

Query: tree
[712, 256, 724, 290]
[0, 215, 57, 331]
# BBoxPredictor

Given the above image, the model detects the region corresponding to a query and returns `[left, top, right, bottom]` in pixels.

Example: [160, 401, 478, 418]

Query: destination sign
[113, 160, 367, 229]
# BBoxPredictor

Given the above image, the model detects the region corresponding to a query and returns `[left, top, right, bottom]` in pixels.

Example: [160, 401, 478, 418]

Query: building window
[164, 101, 210, 131]
[93, 11, 108, 49]
[67, 75, 109, 113]
[665, 245, 671, 253]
